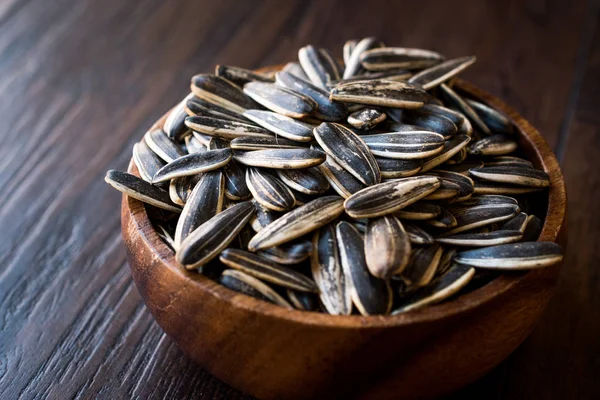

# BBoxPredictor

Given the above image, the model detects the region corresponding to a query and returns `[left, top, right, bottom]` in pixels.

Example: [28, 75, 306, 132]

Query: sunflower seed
[176, 201, 255, 268]
[132, 140, 165, 182]
[336, 221, 392, 316]
[282, 62, 310, 82]
[275, 71, 346, 121]
[361, 131, 445, 159]
[144, 128, 186, 162]
[311, 225, 352, 315]
[192, 131, 213, 146]
[220, 249, 317, 292]
[360, 47, 444, 71]
[155, 223, 176, 251]
[404, 222, 434, 244]
[169, 175, 199, 206]
[469, 165, 550, 187]
[223, 160, 250, 200]
[347, 108, 386, 130]
[215, 65, 274, 86]
[191, 74, 258, 114]
[376, 157, 423, 178]
[343, 37, 378, 78]
[423, 179, 461, 201]
[152, 148, 232, 183]
[218, 269, 293, 308]
[447, 194, 519, 210]
[243, 109, 315, 142]
[401, 243, 443, 287]
[248, 196, 344, 251]
[174, 171, 225, 249]
[276, 168, 330, 195]
[421, 104, 472, 136]
[401, 108, 458, 137]
[522, 214, 543, 241]
[185, 135, 207, 153]
[440, 160, 484, 175]
[287, 289, 319, 311]
[258, 239, 313, 265]
[344, 176, 441, 219]
[229, 135, 302, 151]
[408, 56, 476, 90]
[438, 83, 491, 135]
[471, 179, 542, 195]
[395, 201, 441, 220]
[164, 97, 192, 140]
[423, 207, 457, 229]
[185, 95, 249, 123]
[314, 122, 381, 185]
[429, 170, 475, 200]
[436, 247, 457, 277]
[485, 156, 533, 168]
[243, 82, 317, 118]
[392, 263, 475, 314]
[343, 39, 357, 65]
[454, 242, 563, 269]
[365, 216, 411, 279]
[421, 134, 471, 172]
[500, 212, 528, 232]
[298, 45, 341, 89]
[250, 203, 280, 232]
[234, 148, 325, 169]
[436, 230, 522, 247]
[104, 170, 181, 212]
[465, 98, 514, 135]
[441, 203, 519, 235]
[469, 134, 518, 156]
[184, 115, 272, 140]
[331, 79, 428, 109]
[246, 168, 296, 212]
[317, 156, 366, 198]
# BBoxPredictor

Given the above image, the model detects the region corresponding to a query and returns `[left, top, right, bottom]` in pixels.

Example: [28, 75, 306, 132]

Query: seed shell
[234, 148, 326, 169]
[317, 156, 366, 198]
[230, 135, 303, 151]
[185, 115, 272, 140]
[248, 196, 345, 251]
[401, 109, 458, 138]
[144, 128, 186, 162]
[164, 97, 192, 140]
[243, 82, 317, 118]
[224, 160, 251, 200]
[185, 95, 248, 123]
[220, 249, 318, 292]
[395, 201, 441, 220]
[343, 36, 378, 78]
[152, 148, 232, 183]
[407, 56, 476, 90]
[376, 157, 423, 178]
[401, 243, 443, 287]
[469, 134, 518, 156]
[218, 269, 293, 309]
[438, 83, 492, 135]
[215, 65, 274, 86]
[365, 216, 411, 279]
[454, 242, 563, 269]
[522, 214, 543, 241]
[132, 140, 165, 183]
[441, 203, 519, 235]
[258, 239, 313, 265]
[331, 79, 428, 109]
[246, 168, 296, 212]
[336, 221, 392, 316]
[423, 178, 461, 200]
[185, 135, 207, 154]
[191, 74, 258, 114]
[420, 134, 471, 172]
[298, 45, 341, 89]
[276, 168, 330, 195]
[404, 223, 434, 244]
[360, 47, 444, 71]
[282, 62, 310, 82]
[424, 207, 457, 229]
[243, 108, 315, 142]
[469, 165, 550, 187]
[362, 131, 445, 159]
[347, 108, 387, 130]
[104, 170, 180, 212]
[287, 290, 320, 311]
[436, 230, 523, 247]
[500, 212, 528, 232]
[465, 98, 514, 135]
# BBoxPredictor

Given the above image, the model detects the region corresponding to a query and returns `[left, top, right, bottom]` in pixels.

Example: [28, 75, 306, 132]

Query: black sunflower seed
[454, 242, 563, 269]
[233, 148, 326, 169]
[441, 203, 519, 235]
[184, 115, 272, 140]
[343, 37, 378, 79]
[469, 134, 518, 156]
[484, 156, 533, 168]
[421, 134, 471, 172]
[229, 135, 303, 151]
[246, 168, 296, 212]
[243, 82, 317, 118]
[376, 157, 423, 178]
[185, 95, 249, 123]
[436, 230, 523, 247]
[250, 203, 280, 233]
[191, 74, 258, 114]
[423, 207, 457, 229]
[276, 168, 330, 195]
[522, 214, 543, 241]
[361, 131, 445, 159]
[395, 201, 441, 220]
[243, 108, 315, 142]
[317, 156, 366, 198]
[407, 56, 476, 90]
[132, 140, 165, 183]
[365, 216, 411, 279]
[347, 107, 387, 130]
[331, 79, 429, 109]
[281, 62, 310, 82]
[144, 128, 186, 162]
[360, 47, 444, 71]
[223, 160, 250, 200]
[164, 97, 192, 141]
[215, 65, 274, 86]
[286, 290, 320, 311]
[258, 239, 313, 265]
[428, 170, 475, 200]
[218, 269, 293, 309]
[465, 98, 514, 135]
[401, 243, 443, 287]
[298, 45, 341, 89]
[401, 108, 458, 137]
[404, 222, 434, 244]
[438, 83, 492, 135]
[185, 135, 207, 154]
[104, 170, 181, 212]
[469, 165, 550, 187]
[500, 212, 528, 232]
[152, 148, 232, 183]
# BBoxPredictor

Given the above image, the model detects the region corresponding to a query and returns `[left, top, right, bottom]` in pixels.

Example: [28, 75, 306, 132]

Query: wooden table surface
[1, 0, 598, 398]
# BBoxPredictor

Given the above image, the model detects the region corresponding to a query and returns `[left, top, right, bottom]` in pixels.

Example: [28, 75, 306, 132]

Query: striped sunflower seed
[421, 134, 471, 172]
[276, 168, 330, 195]
[318, 156, 366, 198]
[500, 212, 528, 232]
[401, 243, 444, 287]
[286, 290, 320, 311]
[438, 160, 483, 175]
[447, 194, 518, 210]
[298, 45, 341, 89]
[465, 98, 514, 135]
[155, 223, 176, 250]
[215, 65, 274, 86]
[441, 203, 519, 235]
[404, 222, 434, 244]
[454, 242, 563, 269]
[343, 39, 358, 66]
[258, 239, 313, 265]
[423, 179, 461, 201]
[185, 95, 248, 123]
[420, 104, 473, 137]
[360, 47, 444, 71]
[191, 74, 258, 114]
[472, 179, 542, 195]
[144, 128, 186, 162]
[176, 201, 255, 269]
[343, 37, 378, 79]
[282, 62, 310, 82]
[223, 160, 251, 200]
[275, 71, 347, 121]
[337, 221, 392, 316]
[132, 140, 165, 183]
[192, 131, 212, 146]
[347, 108, 387, 130]
[229, 135, 303, 151]
[401, 108, 458, 138]
[365, 216, 411, 279]
[469, 134, 518, 156]
[164, 97, 193, 140]
[438, 83, 492, 135]
[184, 115, 272, 140]
[423, 207, 457, 229]
[436, 247, 457, 277]
[220, 249, 318, 292]
[436, 230, 523, 247]
[218, 269, 293, 309]
[207, 137, 229, 150]
[361, 131, 445, 159]
[246, 168, 296, 212]
[429, 170, 474, 200]
[395, 201, 441, 220]
[331, 79, 428, 109]
[243, 109, 315, 142]
[104, 170, 181, 212]
[376, 157, 423, 178]
[469, 165, 550, 187]
[169, 175, 199, 206]
[152, 148, 232, 183]
[522, 214, 543, 241]
[407, 56, 476, 90]
[344, 176, 441, 219]
[174, 171, 225, 249]
[234, 148, 326, 169]
[243, 82, 317, 119]
[392, 263, 475, 314]
[185, 135, 207, 154]
[248, 196, 345, 251]
[311, 225, 352, 315]
[314, 122, 381, 185]
[485, 156, 533, 168]
[250, 203, 280, 232]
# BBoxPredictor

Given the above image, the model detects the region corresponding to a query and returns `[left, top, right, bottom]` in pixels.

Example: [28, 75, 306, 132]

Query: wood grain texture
[0, 0, 596, 399]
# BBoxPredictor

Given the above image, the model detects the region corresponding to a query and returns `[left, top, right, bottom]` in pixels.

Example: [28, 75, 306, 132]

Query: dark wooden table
[1, 0, 598, 398]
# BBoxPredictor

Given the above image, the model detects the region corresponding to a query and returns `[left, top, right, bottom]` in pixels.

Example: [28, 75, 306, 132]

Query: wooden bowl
[121, 78, 567, 400]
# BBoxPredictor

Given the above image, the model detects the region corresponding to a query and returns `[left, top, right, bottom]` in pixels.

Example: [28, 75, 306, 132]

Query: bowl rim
[123, 77, 566, 329]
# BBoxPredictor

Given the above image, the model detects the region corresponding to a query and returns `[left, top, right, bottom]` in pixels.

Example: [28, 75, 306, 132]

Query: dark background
[0, 0, 599, 398]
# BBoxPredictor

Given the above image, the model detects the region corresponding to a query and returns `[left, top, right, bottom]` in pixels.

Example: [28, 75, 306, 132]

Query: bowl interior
[124, 77, 566, 328]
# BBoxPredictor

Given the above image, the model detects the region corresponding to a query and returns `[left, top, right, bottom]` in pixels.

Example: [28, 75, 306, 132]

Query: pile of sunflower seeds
[105, 38, 564, 316]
